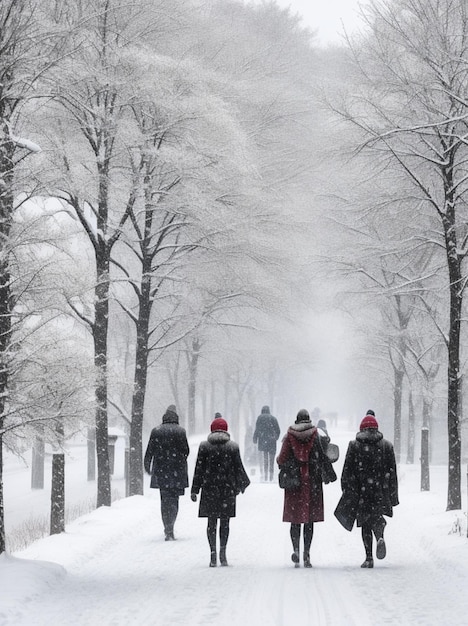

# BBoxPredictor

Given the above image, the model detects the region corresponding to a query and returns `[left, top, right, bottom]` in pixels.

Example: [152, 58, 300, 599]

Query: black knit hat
[295, 409, 310, 423]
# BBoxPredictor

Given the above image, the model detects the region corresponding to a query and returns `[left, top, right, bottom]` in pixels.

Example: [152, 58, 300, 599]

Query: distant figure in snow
[191, 416, 250, 567]
[316, 419, 328, 437]
[144, 404, 189, 541]
[277, 409, 337, 568]
[253, 405, 281, 481]
[334, 410, 399, 568]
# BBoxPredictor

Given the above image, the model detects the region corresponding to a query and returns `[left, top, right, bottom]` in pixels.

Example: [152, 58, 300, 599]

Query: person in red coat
[277, 409, 336, 568]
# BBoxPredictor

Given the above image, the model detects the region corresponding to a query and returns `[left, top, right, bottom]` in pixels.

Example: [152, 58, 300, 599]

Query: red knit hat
[211, 417, 228, 432]
[360, 414, 378, 430]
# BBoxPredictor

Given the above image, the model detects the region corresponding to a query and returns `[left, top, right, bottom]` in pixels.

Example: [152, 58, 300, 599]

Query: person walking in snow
[144, 404, 189, 541]
[277, 409, 337, 568]
[253, 405, 281, 481]
[191, 415, 250, 567]
[334, 410, 399, 568]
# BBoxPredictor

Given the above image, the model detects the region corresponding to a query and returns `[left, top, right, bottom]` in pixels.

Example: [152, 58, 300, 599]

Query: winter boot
[291, 551, 300, 567]
[209, 551, 217, 567]
[376, 537, 386, 559]
[303, 552, 312, 568]
[361, 558, 374, 568]
[220, 547, 228, 567]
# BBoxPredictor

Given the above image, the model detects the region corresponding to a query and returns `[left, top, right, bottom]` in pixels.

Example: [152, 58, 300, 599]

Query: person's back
[191, 416, 250, 567]
[253, 405, 280, 481]
[144, 405, 189, 540]
[335, 410, 398, 568]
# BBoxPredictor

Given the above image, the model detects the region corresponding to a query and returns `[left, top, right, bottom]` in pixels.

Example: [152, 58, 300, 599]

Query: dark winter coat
[277, 421, 336, 524]
[334, 429, 399, 531]
[191, 431, 250, 518]
[144, 410, 189, 492]
[253, 406, 281, 454]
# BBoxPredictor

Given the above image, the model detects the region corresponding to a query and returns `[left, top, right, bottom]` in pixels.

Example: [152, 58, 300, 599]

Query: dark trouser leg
[362, 524, 373, 557]
[303, 522, 314, 566]
[373, 516, 386, 540]
[161, 490, 179, 539]
[160, 490, 172, 538]
[290, 523, 301, 564]
[303, 522, 314, 567]
[207, 517, 217, 566]
[373, 516, 387, 559]
[361, 524, 374, 567]
[160, 489, 179, 539]
[219, 518, 230, 566]
[263, 452, 268, 481]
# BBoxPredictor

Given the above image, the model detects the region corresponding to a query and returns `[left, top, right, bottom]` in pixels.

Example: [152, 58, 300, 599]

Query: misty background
[1, 0, 467, 552]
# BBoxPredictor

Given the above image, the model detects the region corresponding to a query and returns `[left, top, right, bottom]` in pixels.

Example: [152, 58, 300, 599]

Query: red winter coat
[277, 422, 325, 524]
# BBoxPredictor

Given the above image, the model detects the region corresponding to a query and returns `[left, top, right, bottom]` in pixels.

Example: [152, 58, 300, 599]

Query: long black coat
[334, 429, 399, 531]
[253, 406, 281, 454]
[191, 431, 250, 518]
[144, 420, 189, 492]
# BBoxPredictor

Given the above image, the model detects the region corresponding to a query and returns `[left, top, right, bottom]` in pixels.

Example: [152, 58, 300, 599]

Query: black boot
[290, 524, 301, 568]
[207, 518, 217, 567]
[303, 552, 312, 568]
[376, 538, 386, 559]
[361, 558, 374, 568]
[220, 547, 228, 566]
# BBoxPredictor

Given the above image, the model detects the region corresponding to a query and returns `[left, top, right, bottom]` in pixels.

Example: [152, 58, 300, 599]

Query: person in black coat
[144, 405, 189, 541]
[253, 405, 281, 481]
[191, 416, 250, 567]
[334, 410, 399, 568]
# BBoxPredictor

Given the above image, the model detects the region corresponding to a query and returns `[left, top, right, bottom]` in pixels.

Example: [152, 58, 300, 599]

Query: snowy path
[9, 483, 375, 626]
[3, 432, 468, 625]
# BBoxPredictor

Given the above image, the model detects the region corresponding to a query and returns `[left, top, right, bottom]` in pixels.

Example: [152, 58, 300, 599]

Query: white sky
[273, 0, 365, 45]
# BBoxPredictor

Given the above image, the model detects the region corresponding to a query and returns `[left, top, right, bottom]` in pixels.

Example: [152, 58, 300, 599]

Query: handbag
[326, 442, 340, 463]
[278, 454, 301, 490]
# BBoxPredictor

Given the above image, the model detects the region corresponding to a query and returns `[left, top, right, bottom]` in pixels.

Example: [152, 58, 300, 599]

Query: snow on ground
[1, 428, 468, 625]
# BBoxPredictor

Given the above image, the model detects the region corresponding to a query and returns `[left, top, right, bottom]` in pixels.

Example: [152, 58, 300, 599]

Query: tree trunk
[0, 431, 4, 554]
[50, 453, 65, 535]
[167, 352, 184, 428]
[210, 378, 216, 421]
[420, 426, 430, 491]
[444, 214, 462, 511]
[87, 426, 96, 481]
[406, 389, 415, 464]
[187, 338, 200, 434]
[0, 130, 14, 555]
[50, 417, 65, 535]
[31, 425, 45, 489]
[393, 367, 404, 463]
[94, 253, 111, 508]
[128, 276, 151, 496]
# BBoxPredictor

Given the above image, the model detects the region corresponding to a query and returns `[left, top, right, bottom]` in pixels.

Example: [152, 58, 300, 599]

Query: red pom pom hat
[360, 414, 378, 430]
[211, 417, 228, 432]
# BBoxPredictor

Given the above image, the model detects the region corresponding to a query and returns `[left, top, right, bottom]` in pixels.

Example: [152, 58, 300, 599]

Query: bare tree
[0, 0, 64, 553]
[328, 0, 468, 509]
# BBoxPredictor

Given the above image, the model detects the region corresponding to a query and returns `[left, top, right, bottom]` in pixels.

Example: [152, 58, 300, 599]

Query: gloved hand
[191, 493, 197, 502]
